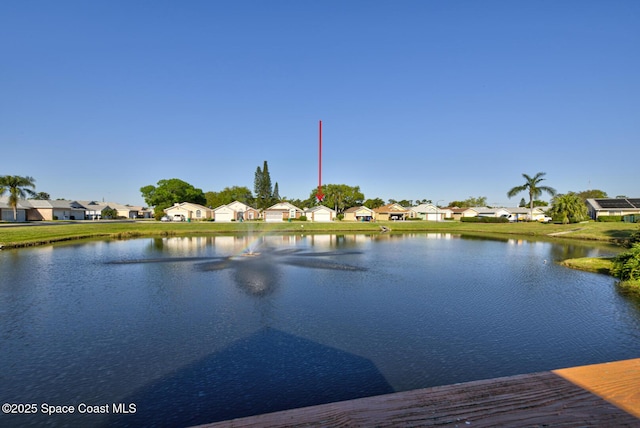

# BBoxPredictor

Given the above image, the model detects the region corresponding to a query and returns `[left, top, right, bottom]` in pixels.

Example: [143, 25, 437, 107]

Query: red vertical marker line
[317, 120, 324, 201]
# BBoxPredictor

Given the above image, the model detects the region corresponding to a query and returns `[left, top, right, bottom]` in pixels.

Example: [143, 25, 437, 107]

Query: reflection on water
[0, 234, 638, 427]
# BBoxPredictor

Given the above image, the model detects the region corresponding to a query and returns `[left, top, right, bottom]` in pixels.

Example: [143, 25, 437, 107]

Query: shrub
[629, 227, 640, 247]
[598, 215, 623, 222]
[460, 216, 509, 223]
[610, 243, 640, 282]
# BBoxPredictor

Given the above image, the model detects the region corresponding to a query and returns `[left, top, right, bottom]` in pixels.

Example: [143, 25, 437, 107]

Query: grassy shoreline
[0, 220, 637, 249]
[560, 255, 640, 297]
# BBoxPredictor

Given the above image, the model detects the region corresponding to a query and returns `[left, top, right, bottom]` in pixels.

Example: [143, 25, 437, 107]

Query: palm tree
[507, 172, 556, 219]
[548, 192, 588, 224]
[0, 175, 36, 221]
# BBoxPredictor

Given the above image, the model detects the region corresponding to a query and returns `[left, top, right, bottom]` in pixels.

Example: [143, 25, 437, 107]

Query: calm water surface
[1, 233, 639, 427]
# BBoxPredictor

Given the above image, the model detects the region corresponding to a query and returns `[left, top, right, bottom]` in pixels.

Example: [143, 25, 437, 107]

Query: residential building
[304, 205, 336, 222]
[586, 198, 640, 221]
[164, 202, 213, 221]
[343, 206, 374, 222]
[263, 202, 303, 222]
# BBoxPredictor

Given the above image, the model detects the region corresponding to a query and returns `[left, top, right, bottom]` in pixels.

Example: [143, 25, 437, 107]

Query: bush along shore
[561, 230, 640, 297]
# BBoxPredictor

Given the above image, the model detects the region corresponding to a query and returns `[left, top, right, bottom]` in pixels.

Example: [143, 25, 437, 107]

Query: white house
[504, 207, 548, 221]
[410, 203, 452, 221]
[474, 207, 511, 218]
[304, 205, 336, 222]
[213, 201, 260, 222]
[263, 202, 303, 222]
[77, 201, 113, 220]
[164, 202, 213, 221]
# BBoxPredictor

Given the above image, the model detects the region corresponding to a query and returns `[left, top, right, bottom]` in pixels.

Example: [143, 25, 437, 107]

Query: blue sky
[1, 1, 638, 207]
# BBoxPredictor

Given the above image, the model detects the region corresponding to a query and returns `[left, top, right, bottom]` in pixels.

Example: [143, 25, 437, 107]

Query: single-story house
[304, 205, 336, 222]
[263, 202, 303, 222]
[343, 206, 374, 222]
[586, 198, 640, 221]
[0, 196, 30, 222]
[109, 203, 149, 219]
[504, 207, 548, 221]
[450, 208, 479, 221]
[164, 202, 213, 221]
[78, 201, 114, 220]
[78, 201, 112, 220]
[212, 205, 235, 222]
[27, 199, 87, 220]
[474, 207, 511, 218]
[409, 204, 453, 221]
[373, 203, 409, 221]
[214, 201, 260, 222]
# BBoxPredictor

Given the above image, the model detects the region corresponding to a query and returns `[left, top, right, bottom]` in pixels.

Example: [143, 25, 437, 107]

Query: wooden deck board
[554, 358, 640, 419]
[196, 359, 640, 427]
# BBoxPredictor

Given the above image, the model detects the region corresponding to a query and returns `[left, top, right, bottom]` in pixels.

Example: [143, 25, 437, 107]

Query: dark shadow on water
[106, 328, 393, 427]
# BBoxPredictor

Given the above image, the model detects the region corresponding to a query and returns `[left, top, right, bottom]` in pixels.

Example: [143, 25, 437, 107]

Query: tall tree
[448, 196, 487, 207]
[363, 198, 385, 209]
[309, 184, 364, 214]
[576, 189, 608, 201]
[547, 192, 588, 224]
[254, 161, 274, 210]
[140, 178, 206, 219]
[507, 172, 556, 218]
[273, 182, 280, 202]
[29, 192, 51, 200]
[0, 175, 36, 221]
[205, 186, 254, 208]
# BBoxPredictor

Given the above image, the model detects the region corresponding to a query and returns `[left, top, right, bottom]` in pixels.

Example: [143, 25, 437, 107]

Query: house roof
[344, 206, 373, 214]
[505, 207, 544, 214]
[164, 202, 212, 213]
[77, 200, 112, 211]
[27, 199, 86, 209]
[373, 203, 409, 213]
[213, 204, 234, 213]
[305, 205, 336, 213]
[450, 207, 479, 214]
[411, 203, 438, 212]
[227, 201, 257, 211]
[265, 202, 302, 212]
[587, 198, 640, 211]
[473, 207, 509, 214]
[0, 197, 31, 209]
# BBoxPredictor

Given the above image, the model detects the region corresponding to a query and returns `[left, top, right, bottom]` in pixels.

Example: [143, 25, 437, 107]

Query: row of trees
[139, 167, 617, 224]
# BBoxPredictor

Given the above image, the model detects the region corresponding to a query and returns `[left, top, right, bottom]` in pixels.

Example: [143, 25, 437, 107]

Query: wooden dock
[196, 358, 640, 427]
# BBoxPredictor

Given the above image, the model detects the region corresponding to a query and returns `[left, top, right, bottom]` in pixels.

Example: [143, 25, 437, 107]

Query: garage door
[215, 212, 233, 222]
[2, 210, 26, 222]
[265, 211, 283, 222]
[314, 211, 331, 222]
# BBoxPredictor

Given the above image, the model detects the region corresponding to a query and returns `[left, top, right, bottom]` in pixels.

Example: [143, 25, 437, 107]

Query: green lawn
[559, 257, 614, 275]
[0, 219, 637, 249]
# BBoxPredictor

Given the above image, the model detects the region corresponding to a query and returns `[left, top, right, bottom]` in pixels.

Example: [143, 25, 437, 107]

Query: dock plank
[554, 358, 640, 419]
[197, 361, 640, 427]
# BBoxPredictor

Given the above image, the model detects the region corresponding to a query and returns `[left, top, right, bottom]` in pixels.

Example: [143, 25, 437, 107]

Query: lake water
[1, 233, 639, 427]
